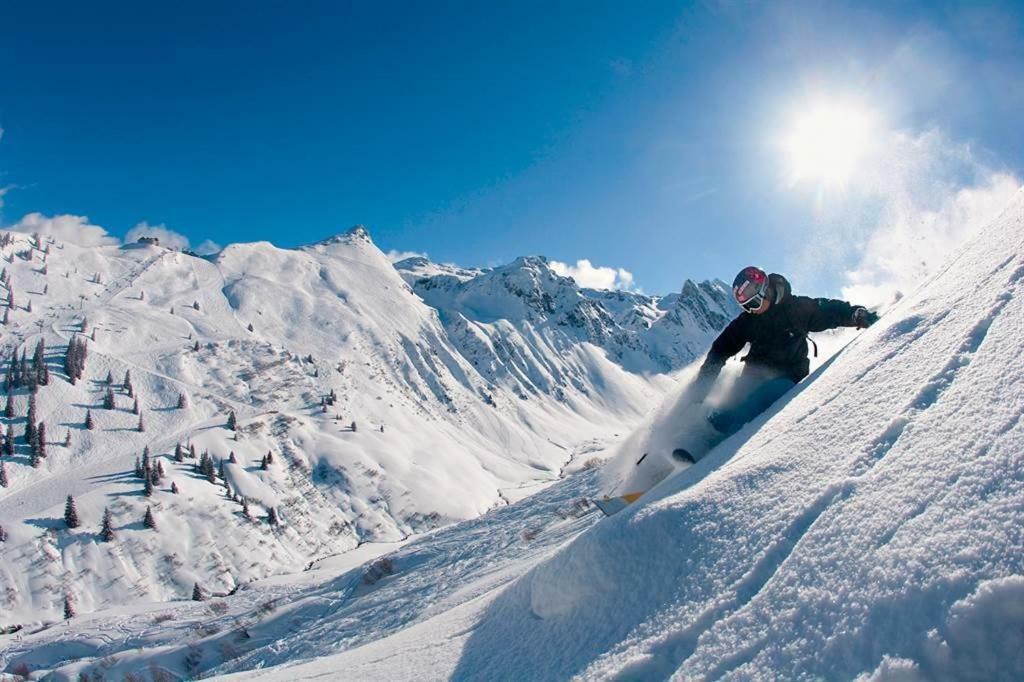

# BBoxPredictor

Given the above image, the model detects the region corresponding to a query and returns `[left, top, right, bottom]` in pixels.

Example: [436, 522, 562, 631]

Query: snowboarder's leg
[707, 375, 795, 436]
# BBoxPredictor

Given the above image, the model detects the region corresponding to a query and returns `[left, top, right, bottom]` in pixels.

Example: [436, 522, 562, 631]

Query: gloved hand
[852, 307, 878, 329]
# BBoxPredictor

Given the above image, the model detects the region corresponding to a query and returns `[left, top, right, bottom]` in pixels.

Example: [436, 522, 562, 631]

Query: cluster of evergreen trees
[5, 338, 50, 391]
[64, 335, 89, 384]
[135, 446, 166, 496]
[63, 495, 160, 543]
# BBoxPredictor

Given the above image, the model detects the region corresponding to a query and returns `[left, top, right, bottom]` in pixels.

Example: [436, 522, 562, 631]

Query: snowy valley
[0, 223, 735, 659]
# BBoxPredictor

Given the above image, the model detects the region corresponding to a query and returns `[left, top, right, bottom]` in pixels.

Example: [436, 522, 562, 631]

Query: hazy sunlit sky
[1, 1, 1022, 296]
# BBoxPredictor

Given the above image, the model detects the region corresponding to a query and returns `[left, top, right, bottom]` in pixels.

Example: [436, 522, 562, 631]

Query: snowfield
[3, 189, 1023, 679]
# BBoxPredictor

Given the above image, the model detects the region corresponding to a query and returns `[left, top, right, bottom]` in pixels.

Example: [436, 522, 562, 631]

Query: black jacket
[697, 274, 858, 387]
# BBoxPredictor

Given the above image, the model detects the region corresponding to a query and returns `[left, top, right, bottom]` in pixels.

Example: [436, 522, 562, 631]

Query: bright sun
[781, 102, 875, 187]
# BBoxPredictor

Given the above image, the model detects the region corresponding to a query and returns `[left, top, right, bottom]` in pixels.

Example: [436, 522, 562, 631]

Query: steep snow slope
[0, 226, 732, 628]
[44, 189, 1018, 681]
[449, 189, 1024, 680]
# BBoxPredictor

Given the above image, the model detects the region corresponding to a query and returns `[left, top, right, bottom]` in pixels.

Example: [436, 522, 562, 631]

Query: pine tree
[85, 410, 94, 430]
[132, 396, 139, 415]
[4, 425, 13, 456]
[192, 582, 205, 601]
[32, 338, 48, 386]
[123, 370, 133, 397]
[193, 340, 200, 352]
[174, 442, 184, 462]
[4, 391, 12, 419]
[0, 461, 8, 487]
[192, 300, 200, 311]
[267, 507, 279, 526]
[189, 443, 197, 459]
[247, 322, 254, 332]
[228, 451, 237, 463]
[137, 413, 145, 432]
[143, 506, 157, 530]
[134, 456, 143, 478]
[103, 387, 115, 410]
[149, 465, 160, 488]
[100, 507, 115, 542]
[19, 351, 30, 391]
[218, 458, 226, 480]
[177, 392, 187, 409]
[144, 472, 154, 497]
[26, 392, 37, 442]
[0, 524, 6, 542]
[351, 420, 357, 432]
[156, 459, 165, 479]
[227, 411, 237, 431]
[171, 481, 180, 494]
[36, 422, 45, 458]
[64, 495, 80, 528]
[105, 370, 113, 385]
[64, 594, 75, 620]
[242, 498, 251, 520]
[63, 431, 71, 447]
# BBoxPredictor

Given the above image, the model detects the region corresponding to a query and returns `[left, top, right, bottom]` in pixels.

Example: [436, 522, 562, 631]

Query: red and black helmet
[732, 266, 769, 312]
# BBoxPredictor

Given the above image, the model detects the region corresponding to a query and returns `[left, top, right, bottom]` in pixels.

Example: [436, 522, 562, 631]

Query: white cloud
[0, 185, 11, 210]
[550, 258, 638, 291]
[194, 239, 222, 255]
[124, 221, 191, 250]
[386, 249, 429, 263]
[8, 212, 119, 247]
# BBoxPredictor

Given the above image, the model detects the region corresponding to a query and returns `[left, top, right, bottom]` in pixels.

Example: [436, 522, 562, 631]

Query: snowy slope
[0, 226, 732, 629]
[8, 193, 1021, 680]
[440, 189, 1024, 680]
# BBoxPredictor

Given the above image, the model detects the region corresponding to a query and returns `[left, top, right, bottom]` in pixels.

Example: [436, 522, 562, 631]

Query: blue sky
[1, 1, 1022, 296]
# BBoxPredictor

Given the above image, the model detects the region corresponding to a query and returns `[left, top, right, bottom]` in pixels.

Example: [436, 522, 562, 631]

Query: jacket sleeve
[804, 297, 859, 332]
[693, 315, 749, 400]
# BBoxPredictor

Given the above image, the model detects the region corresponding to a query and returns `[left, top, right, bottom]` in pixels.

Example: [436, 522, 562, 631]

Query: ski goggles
[734, 281, 767, 312]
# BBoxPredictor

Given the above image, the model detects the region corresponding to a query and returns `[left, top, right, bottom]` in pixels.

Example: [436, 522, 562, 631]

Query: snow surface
[3, 189, 1022, 680]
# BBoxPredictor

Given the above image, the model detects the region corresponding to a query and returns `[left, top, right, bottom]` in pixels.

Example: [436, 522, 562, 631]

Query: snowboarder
[680, 266, 877, 455]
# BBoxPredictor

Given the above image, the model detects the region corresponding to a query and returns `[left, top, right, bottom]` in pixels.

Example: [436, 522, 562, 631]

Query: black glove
[852, 307, 878, 329]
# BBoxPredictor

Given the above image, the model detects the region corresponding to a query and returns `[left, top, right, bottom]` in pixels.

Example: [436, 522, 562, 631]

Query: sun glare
[782, 102, 875, 187]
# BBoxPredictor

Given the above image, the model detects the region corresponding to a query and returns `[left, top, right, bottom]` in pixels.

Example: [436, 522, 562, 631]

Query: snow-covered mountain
[0, 225, 735, 629]
[396, 255, 735, 376]
[7, 191, 1019, 681]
